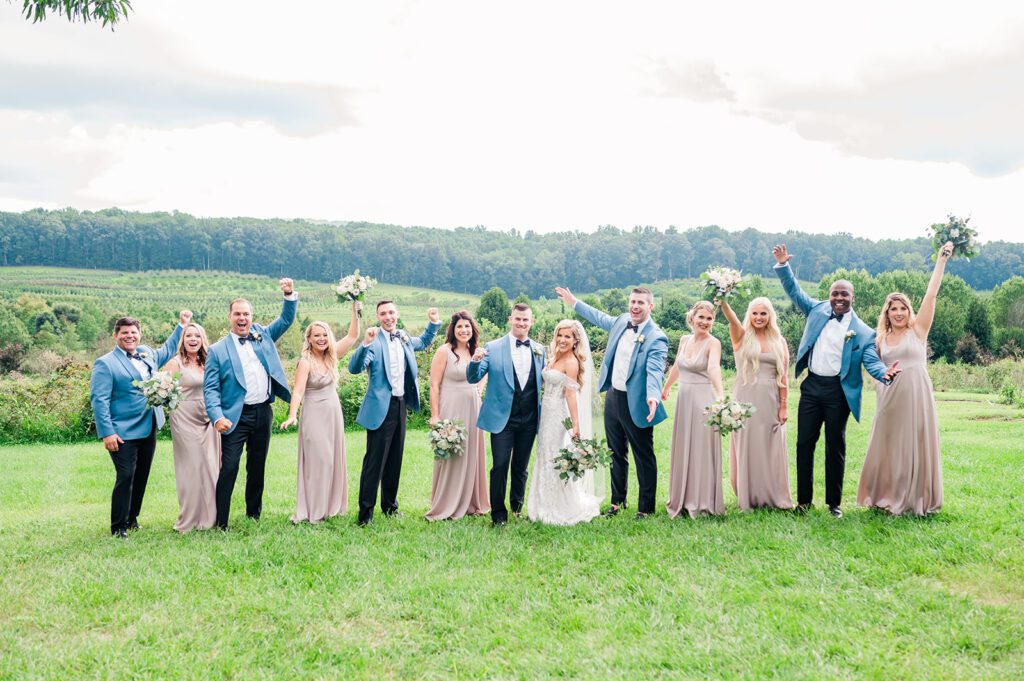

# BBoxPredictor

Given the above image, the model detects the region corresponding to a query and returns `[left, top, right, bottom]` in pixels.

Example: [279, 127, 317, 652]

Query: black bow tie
[626, 322, 640, 332]
[238, 334, 257, 345]
[829, 311, 845, 322]
[127, 352, 142, 360]
[516, 339, 531, 348]
[389, 332, 402, 342]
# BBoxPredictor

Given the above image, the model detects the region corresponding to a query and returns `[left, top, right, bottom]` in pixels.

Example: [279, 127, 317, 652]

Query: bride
[527, 319, 603, 525]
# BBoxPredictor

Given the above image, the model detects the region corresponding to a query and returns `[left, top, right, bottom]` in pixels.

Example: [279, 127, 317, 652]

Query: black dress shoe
[127, 521, 140, 531]
[828, 505, 843, 519]
[382, 510, 404, 519]
[112, 529, 128, 540]
[794, 503, 813, 516]
[634, 511, 651, 520]
[603, 503, 626, 518]
[491, 519, 507, 527]
[247, 514, 260, 522]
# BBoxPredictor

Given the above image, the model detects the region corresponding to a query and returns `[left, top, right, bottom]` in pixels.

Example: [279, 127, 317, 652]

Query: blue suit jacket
[347, 322, 441, 430]
[775, 262, 888, 421]
[204, 297, 297, 433]
[573, 301, 669, 429]
[90, 325, 183, 440]
[466, 335, 545, 434]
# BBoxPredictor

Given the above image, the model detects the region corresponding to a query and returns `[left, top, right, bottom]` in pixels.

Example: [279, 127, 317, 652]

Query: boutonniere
[137, 351, 150, 360]
[635, 334, 646, 345]
[844, 331, 856, 343]
[251, 331, 263, 342]
[399, 331, 410, 345]
[532, 344, 543, 358]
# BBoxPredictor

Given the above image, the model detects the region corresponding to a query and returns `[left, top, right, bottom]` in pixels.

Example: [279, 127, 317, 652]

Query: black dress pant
[489, 418, 537, 523]
[795, 372, 851, 507]
[216, 402, 273, 527]
[358, 396, 407, 524]
[605, 388, 657, 514]
[108, 418, 157, 534]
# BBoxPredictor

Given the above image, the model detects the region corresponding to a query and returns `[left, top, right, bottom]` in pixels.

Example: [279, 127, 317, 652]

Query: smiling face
[554, 325, 576, 355]
[749, 302, 770, 330]
[182, 326, 203, 356]
[377, 303, 399, 332]
[508, 307, 533, 340]
[452, 318, 473, 347]
[309, 324, 331, 355]
[829, 280, 854, 316]
[692, 308, 715, 335]
[628, 292, 653, 325]
[229, 300, 253, 336]
[114, 323, 141, 353]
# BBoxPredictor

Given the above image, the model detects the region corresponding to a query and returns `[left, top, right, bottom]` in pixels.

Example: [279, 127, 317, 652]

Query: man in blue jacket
[90, 310, 190, 538]
[773, 244, 900, 518]
[205, 278, 297, 529]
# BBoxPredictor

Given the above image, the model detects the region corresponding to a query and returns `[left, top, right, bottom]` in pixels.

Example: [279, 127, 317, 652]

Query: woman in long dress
[425, 311, 490, 520]
[663, 301, 725, 518]
[280, 303, 361, 523]
[719, 296, 794, 510]
[526, 320, 602, 526]
[857, 242, 952, 516]
[165, 323, 220, 532]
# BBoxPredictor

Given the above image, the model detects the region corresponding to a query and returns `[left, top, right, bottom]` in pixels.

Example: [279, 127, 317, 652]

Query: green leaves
[21, 0, 133, 28]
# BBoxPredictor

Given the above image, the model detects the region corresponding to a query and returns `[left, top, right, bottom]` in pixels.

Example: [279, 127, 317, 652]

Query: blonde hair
[736, 297, 788, 388]
[686, 301, 716, 331]
[549, 319, 587, 385]
[877, 293, 917, 337]
[175, 323, 210, 367]
[302, 321, 339, 381]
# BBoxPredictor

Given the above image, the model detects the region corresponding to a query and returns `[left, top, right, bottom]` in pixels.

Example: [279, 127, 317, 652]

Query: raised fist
[179, 310, 193, 325]
[279, 278, 294, 295]
[364, 327, 379, 345]
[426, 307, 440, 323]
[472, 346, 487, 362]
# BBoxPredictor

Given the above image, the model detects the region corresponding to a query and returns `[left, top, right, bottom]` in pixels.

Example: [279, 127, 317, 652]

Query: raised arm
[719, 297, 745, 351]
[915, 241, 953, 341]
[335, 302, 362, 358]
[466, 345, 490, 384]
[772, 244, 817, 315]
[154, 311, 189, 366]
[428, 345, 449, 427]
[707, 338, 724, 402]
[411, 309, 442, 352]
[279, 358, 311, 430]
[266, 278, 298, 341]
[348, 327, 379, 375]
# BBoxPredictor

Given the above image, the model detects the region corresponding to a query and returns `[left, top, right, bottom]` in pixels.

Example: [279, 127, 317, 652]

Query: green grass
[1, 390, 1022, 678]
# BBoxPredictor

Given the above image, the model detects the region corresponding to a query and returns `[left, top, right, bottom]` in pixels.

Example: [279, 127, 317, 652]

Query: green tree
[476, 287, 511, 329]
[0, 305, 32, 348]
[990, 276, 1024, 328]
[965, 298, 994, 351]
[599, 288, 628, 316]
[19, 0, 132, 27]
[655, 291, 691, 332]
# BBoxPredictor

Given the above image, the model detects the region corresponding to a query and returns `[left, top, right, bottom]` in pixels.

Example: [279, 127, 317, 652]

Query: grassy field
[1, 388, 1022, 679]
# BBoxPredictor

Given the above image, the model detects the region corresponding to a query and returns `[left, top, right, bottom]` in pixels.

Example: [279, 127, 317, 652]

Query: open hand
[472, 346, 487, 362]
[279, 278, 294, 295]
[883, 359, 902, 382]
[179, 310, 193, 325]
[364, 327, 379, 345]
[646, 398, 659, 422]
[772, 244, 792, 265]
[426, 307, 440, 323]
[280, 416, 297, 430]
[554, 286, 577, 307]
[215, 418, 232, 433]
[102, 434, 124, 453]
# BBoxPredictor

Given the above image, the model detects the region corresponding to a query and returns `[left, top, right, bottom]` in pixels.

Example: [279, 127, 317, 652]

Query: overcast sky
[2, 1, 1023, 241]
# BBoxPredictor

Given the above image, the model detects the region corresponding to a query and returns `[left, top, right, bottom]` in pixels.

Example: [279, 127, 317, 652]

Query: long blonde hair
[736, 297, 788, 388]
[877, 292, 917, 338]
[175, 323, 210, 367]
[302, 321, 339, 381]
[549, 319, 587, 385]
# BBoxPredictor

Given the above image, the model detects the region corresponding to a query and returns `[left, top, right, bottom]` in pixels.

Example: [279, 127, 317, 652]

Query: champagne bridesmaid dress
[292, 369, 348, 522]
[169, 366, 221, 532]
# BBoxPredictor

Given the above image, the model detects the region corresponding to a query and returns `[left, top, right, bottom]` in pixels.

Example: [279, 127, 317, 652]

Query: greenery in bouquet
[336, 270, 377, 315]
[928, 215, 979, 261]
[551, 417, 613, 482]
[132, 371, 182, 412]
[703, 396, 755, 435]
[428, 418, 466, 460]
[701, 266, 748, 300]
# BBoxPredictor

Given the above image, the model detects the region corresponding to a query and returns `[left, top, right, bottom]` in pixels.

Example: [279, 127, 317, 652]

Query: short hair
[631, 287, 654, 303]
[113, 317, 141, 334]
[376, 299, 395, 311]
[229, 298, 252, 313]
[511, 303, 532, 314]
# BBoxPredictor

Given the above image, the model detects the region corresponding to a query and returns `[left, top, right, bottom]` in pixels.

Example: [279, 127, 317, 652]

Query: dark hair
[229, 298, 252, 313]
[376, 299, 395, 311]
[631, 287, 654, 303]
[113, 317, 141, 334]
[511, 303, 532, 314]
[445, 310, 480, 361]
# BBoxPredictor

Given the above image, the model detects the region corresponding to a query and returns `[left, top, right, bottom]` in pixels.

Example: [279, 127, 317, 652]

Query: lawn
[0, 389, 1022, 678]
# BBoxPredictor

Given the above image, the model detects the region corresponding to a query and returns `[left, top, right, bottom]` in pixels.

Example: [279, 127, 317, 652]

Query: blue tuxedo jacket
[203, 297, 297, 433]
[90, 324, 183, 440]
[347, 322, 441, 430]
[573, 301, 669, 429]
[775, 262, 888, 421]
[466, 335, 545, 434]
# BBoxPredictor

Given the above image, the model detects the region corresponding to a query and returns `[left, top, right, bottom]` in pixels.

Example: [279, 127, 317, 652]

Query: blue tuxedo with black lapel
[467, 334, 544, 434]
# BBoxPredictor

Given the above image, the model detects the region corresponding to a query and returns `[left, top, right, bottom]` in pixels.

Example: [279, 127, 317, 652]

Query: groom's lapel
[840, 312, 858, 377]
[224, 336, 246, 389]
[531, 340, 544, 392]
[626, 318, 653, 379]
[112, 349, 142, 382]
[606, 317, 628, 372]
[501, 336, 514, 389]
[377, 331, 394, 388]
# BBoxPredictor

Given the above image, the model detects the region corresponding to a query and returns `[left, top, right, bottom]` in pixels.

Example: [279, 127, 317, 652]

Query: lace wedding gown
[526, 369, 601, 526]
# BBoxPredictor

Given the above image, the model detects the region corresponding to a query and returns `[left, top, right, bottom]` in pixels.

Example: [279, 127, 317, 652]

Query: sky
[1, 1, 1023, 242]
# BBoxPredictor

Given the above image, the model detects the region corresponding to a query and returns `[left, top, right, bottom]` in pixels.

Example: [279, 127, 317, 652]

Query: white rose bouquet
[132, 371, 182, 412]
[428, 418, 467, 460]
[928, 215, 979, 261]
[336, 269, 377, 316]
[551, 418, 613, 482]
[701, 266, 747, 300]
[703, 396, 755, 435]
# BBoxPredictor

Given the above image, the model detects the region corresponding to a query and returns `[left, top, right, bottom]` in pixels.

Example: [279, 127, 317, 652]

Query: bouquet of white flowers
[336, 269, 377, 316]
[132, 371, 182, 412]
[701, 266, 747, 300]
[703, 396, 755, 435]
[551, 418, 613, 482]
[428, 418, 467, 460]
[928, 215, 979, 261]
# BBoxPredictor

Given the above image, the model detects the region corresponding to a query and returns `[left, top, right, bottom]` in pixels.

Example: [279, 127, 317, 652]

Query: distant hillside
[2, 208, 1022, 296]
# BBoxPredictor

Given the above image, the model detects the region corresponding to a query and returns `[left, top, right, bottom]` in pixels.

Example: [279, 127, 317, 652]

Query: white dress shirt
[384, 330, 407, 397]
[611, 322, 641, 391]
[509, 334, 533, 389]
[120, 346, 151, 379]
[231, 332, 271, 404]
[809, 313, 851, 377]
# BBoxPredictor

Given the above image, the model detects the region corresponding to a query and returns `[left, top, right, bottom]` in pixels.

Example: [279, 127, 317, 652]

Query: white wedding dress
[527, 356, 603, 526]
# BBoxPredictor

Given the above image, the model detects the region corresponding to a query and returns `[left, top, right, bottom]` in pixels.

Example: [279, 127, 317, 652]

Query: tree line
[2, 208, 1023, 296]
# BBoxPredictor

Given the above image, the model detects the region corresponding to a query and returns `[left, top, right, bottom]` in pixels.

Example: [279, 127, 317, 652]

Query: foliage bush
[0, 361, 95, 444]
[928, 358, 1024, 394]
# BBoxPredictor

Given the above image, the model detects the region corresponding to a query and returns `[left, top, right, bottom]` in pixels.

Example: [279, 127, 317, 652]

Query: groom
[204, 278, 297, 530]
[555, 286, 668, 519]
[467, 303, 545, 527]
[90, 310, 190, 538]
[349, 301, 440, 525]
[773, 244, 900, 518]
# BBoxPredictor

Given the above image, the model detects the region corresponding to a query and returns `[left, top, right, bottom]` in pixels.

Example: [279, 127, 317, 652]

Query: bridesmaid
[280, 303, 361, 523]
[425, 310, 490, 521]
[663, 301, 725, 518]
[719, 296, 794, 510]
[858, 242, 952, 516]
[165, 323, 220, 532]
